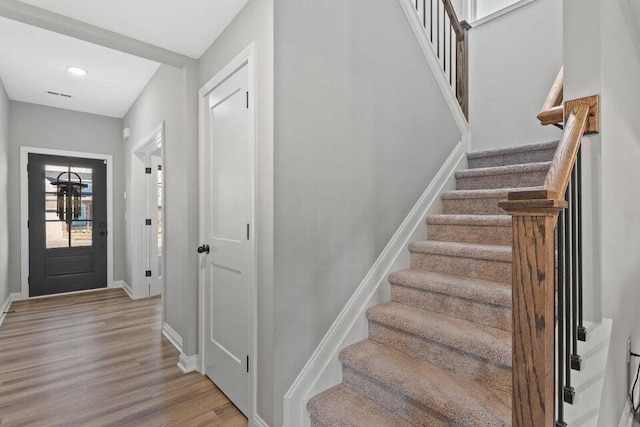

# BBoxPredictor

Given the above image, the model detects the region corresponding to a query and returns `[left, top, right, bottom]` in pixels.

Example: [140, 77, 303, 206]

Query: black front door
[28, 154, 108, 297]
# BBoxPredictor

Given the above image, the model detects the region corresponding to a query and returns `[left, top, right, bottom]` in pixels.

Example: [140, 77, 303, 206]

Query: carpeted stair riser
[442, 196, 508, 215]
[342, 366, 450, 427]
[307, 384, 414, 427]
[410, 251, 511, 284]
[367, 322, 511, 401]
[339, 341, 510, 426]
[390, 284, 512, 330]
[466, 140, 558, 169]
[365, 303, 511, 401]
[455, 163, 550, 190]
[427, 219, 511, 245]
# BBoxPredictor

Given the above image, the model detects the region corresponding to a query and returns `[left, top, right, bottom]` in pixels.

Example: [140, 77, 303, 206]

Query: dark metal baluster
[571, 164, 582, 371]
[430, 0, 434, 42]
[423, 0, 427, 28]
[556, 212, 567, 427]
[444, 14, 447, 74]
[437, 0, 440, 58]
[449, 22, 453, 85]
[577, 148, 587, 342]
[563, 187, 575, 404]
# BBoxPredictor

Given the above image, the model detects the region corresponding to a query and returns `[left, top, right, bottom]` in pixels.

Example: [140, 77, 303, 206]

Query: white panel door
[202, 62, 252, 416]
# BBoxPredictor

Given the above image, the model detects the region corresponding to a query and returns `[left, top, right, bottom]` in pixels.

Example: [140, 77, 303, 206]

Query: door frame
[20, 146, 114, 300]
[198, 41, 258, 421]
[130, 122, 165, 304]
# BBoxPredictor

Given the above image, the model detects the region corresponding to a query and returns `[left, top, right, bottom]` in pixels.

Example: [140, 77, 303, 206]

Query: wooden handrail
[543, 105, 589, 197]
[537, 68, 564, 126]
[442, 0, 466, 38]
[500, 94, 600, 426]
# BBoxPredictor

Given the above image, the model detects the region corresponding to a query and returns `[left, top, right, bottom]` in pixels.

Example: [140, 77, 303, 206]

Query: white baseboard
[283, 141, 468, 427]
[162, 322, 184, 353]
[0, 293, 15, 328]
[177, 353, 199, 374]
[113, 280, 134, 299]
[253, 414, 270, 427]
[162, 322, 200, 374]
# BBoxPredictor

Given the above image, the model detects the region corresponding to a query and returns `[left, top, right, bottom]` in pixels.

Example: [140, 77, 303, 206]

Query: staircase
[307, 140, 559, 427]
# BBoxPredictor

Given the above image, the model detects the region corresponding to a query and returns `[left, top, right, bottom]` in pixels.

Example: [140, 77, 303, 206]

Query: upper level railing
[410, 0, 471, 118]
[500, 73, 600, 425]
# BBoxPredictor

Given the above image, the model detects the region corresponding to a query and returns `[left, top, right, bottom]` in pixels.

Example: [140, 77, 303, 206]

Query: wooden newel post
[499, 201, 565, 427]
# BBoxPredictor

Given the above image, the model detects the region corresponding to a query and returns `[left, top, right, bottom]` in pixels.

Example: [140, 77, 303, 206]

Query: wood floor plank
[0, 289, 248, 426]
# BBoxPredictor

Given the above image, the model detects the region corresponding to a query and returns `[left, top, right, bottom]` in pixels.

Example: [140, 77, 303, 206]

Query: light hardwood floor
[0, 289, 248, 426]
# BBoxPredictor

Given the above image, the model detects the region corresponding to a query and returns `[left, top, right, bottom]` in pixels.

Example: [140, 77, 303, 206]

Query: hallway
[0, 289, 247, 426]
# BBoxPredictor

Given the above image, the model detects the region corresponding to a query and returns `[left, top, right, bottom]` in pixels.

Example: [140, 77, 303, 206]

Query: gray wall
[7, 101, 125, 294]
[468, 0, 563, 151]
[0, 80, 9, 305]
[198, 0, 274, 423]
[122, 63, 200, 355]
[273, 0, 461, 424]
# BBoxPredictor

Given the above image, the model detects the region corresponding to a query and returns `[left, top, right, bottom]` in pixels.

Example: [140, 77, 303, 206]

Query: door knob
[197, 244, 210, 254]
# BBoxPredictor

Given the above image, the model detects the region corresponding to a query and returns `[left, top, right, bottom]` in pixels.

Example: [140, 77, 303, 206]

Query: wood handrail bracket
[499, 93, 600, 427]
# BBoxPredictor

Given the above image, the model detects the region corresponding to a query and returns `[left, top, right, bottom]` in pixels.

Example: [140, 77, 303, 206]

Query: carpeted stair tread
[409, 240, 511, 262]
[426, 214, 511, 227]
[340, 340, 511, 426]
[455, 161, 551, 179]
[367, 302, 511, 366]
[388, 269, 511, 307]
[466, 140, 559, 169]
[441, 186, 543, 200]
[307, 384, 414, 427]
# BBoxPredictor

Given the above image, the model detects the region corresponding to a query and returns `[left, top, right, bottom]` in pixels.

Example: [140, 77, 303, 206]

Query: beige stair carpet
[307, 141, 558, 427]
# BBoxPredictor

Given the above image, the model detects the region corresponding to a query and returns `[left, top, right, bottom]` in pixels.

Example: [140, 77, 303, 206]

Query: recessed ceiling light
[66, 66, 88, 76]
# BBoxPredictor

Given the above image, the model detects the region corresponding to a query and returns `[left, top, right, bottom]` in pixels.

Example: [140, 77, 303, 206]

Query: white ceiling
[17, 0, 251, 59]
[0, 16, 161, 118]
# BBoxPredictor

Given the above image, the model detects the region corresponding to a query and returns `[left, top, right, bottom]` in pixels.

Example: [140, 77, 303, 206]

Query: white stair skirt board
[253, 414, 270, 427]
[565, 319, 613, 426]
[618, 400, 635, 427]
[283, 141, 468, 427]
[0, 293, 20, 328]
[177, 354, 199, 374]
[397, 0, 471, 141]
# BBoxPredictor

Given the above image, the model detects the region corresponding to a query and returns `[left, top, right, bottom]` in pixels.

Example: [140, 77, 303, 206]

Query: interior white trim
[619, 400, 635, 427]
[562, 319, 613, 426]
[198, 41, 259, 423]
[113, 280, 133, 299]
[470, 0, 536, 27]
[0, 293, 18, 328]
[0, 0, 188, 67]
[253, 414, 270, 427]
[398, 0, 471, 139]
[129, 122, 165, 307]
[283, 140, 468, 427]
[19, 146, 114, 300]
[162, 321, 184, 353]
[177, 354, 200, 374]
